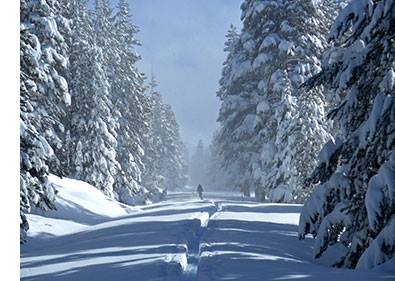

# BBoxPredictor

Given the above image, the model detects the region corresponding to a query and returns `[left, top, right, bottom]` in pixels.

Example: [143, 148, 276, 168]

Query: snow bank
[22, 192, 394, 280]
[27, 175, 138, 238]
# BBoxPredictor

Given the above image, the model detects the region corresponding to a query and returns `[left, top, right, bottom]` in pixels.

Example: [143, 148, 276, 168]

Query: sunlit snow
[21, 176, 395, 281]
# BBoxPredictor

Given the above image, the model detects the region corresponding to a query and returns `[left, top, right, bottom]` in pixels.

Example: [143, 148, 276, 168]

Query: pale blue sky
[127, 0, 243, 151]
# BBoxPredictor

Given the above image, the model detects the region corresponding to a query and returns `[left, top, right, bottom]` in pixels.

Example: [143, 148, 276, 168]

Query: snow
[235, 114, 257, 135]
[339, 40, 366, 89]
[357, 216, 395, 270]
[231, 60, 252, 80]
[329, 0, 373, 41]
[279, 40, 294, 55]
[26, 215, 87, 237]
[44, 17, 61, 39]
[269, 185, 294, 203]
[63, 92, 71, 106]
[253, 53, 271, 69]
[21, 178, 395, 280]
[213, 210, 300, 226]
[380, 68, 395, 92]
[317, 137, 341, 166]
[281, 21, 294, 33]
[26, 174, 137, 240]
[261, 34, 278, 48]
[365, 152, 395, 231]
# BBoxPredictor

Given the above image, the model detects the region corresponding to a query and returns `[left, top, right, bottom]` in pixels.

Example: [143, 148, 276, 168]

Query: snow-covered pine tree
[160, 104, 189, 190]
[93, 0, 116, 75]
[20, 29, 55, 243]
[299, 0, 395, 269]
[189, 140, 209, 187]
[180, 143, 190, 189]
[142, 76, 163, 193]
[68, 1, 120, 198]
[62, 0, 90, 176]
[142, 78, 188, 192]
[110, 0, 150, 205]
[206, 132, 229, 191]
[20, 0, 71, 177]
[320, 0, 350, 29]
[20, 0, 71, 242]
[315, 0, 350, 119]
[55, 0, 75, 175]
[237, 0, 333, 202]
[261, 72, 298, 202]
[216, 24, 260, 193]
[72, 47, 120, 198]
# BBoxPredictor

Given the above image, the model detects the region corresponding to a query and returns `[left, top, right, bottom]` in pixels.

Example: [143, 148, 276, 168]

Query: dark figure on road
[197, 184, 204, 200]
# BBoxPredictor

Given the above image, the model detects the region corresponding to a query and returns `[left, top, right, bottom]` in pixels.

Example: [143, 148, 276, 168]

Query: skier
[197, 184, 204, 200]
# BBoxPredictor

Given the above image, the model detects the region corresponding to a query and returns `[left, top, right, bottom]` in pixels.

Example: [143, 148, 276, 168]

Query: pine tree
[216, 24, 259, 193]
[20, 0, 70, 242]
[161, 104, 188, 190]
[320, 0, 350, 29]
[206, 132, 229, 191]
[111, 0, 150, 204]
[142, 77, 188, 192]
[299, 0, 395, 269]
[190, 140, 208, 186]
[56, 0, 75, 175]
[142, 76, 166, 192]
[93, 0, 117, 81]
[261, 72, 298, 202]
[218, 0, 334, 202]
[20, 31, 55, 241]
[213, 24, 242, 192]
[68, 1, 120, 198]
[20, 0, 71, 176]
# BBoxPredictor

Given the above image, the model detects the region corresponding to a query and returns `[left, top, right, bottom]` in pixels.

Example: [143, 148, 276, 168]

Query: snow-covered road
[21, 191, 394, 281]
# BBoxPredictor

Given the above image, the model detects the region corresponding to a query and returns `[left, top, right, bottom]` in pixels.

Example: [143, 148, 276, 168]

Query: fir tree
[190, 140, 209, 186]
[161, 104, 188, 190]
[20, 0, 71, 176]
[216, 0, 338, 202]
[142, 76, 165, 192]
[299, 0, 395, 269]
[216, 24, 259, 193]
[68, 1, 120, 198]
[111, 0, 150, 204]
[206, 132, 229, 191]
[245, 0, 332, 202]
[20, 0, 70, 242]
[142, 77, 188, 192]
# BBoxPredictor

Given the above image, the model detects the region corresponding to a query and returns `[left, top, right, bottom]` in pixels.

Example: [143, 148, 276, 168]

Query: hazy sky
[127, 0, 243, 151]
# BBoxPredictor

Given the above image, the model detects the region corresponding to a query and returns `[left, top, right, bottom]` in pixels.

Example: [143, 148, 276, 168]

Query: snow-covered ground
[21, 176, 395, 281]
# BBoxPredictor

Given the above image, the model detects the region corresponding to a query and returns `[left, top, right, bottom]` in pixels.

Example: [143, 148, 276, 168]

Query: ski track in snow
[179, 201, 222, 281]
[21, 191, 395, 281]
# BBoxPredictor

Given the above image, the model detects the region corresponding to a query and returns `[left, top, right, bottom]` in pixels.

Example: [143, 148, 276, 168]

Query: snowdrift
[26, 175, 139, 239]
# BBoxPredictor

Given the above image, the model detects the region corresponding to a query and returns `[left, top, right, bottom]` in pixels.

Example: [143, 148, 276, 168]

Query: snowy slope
[21, 181, 395, 281]
[26, 175, 138, 239]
